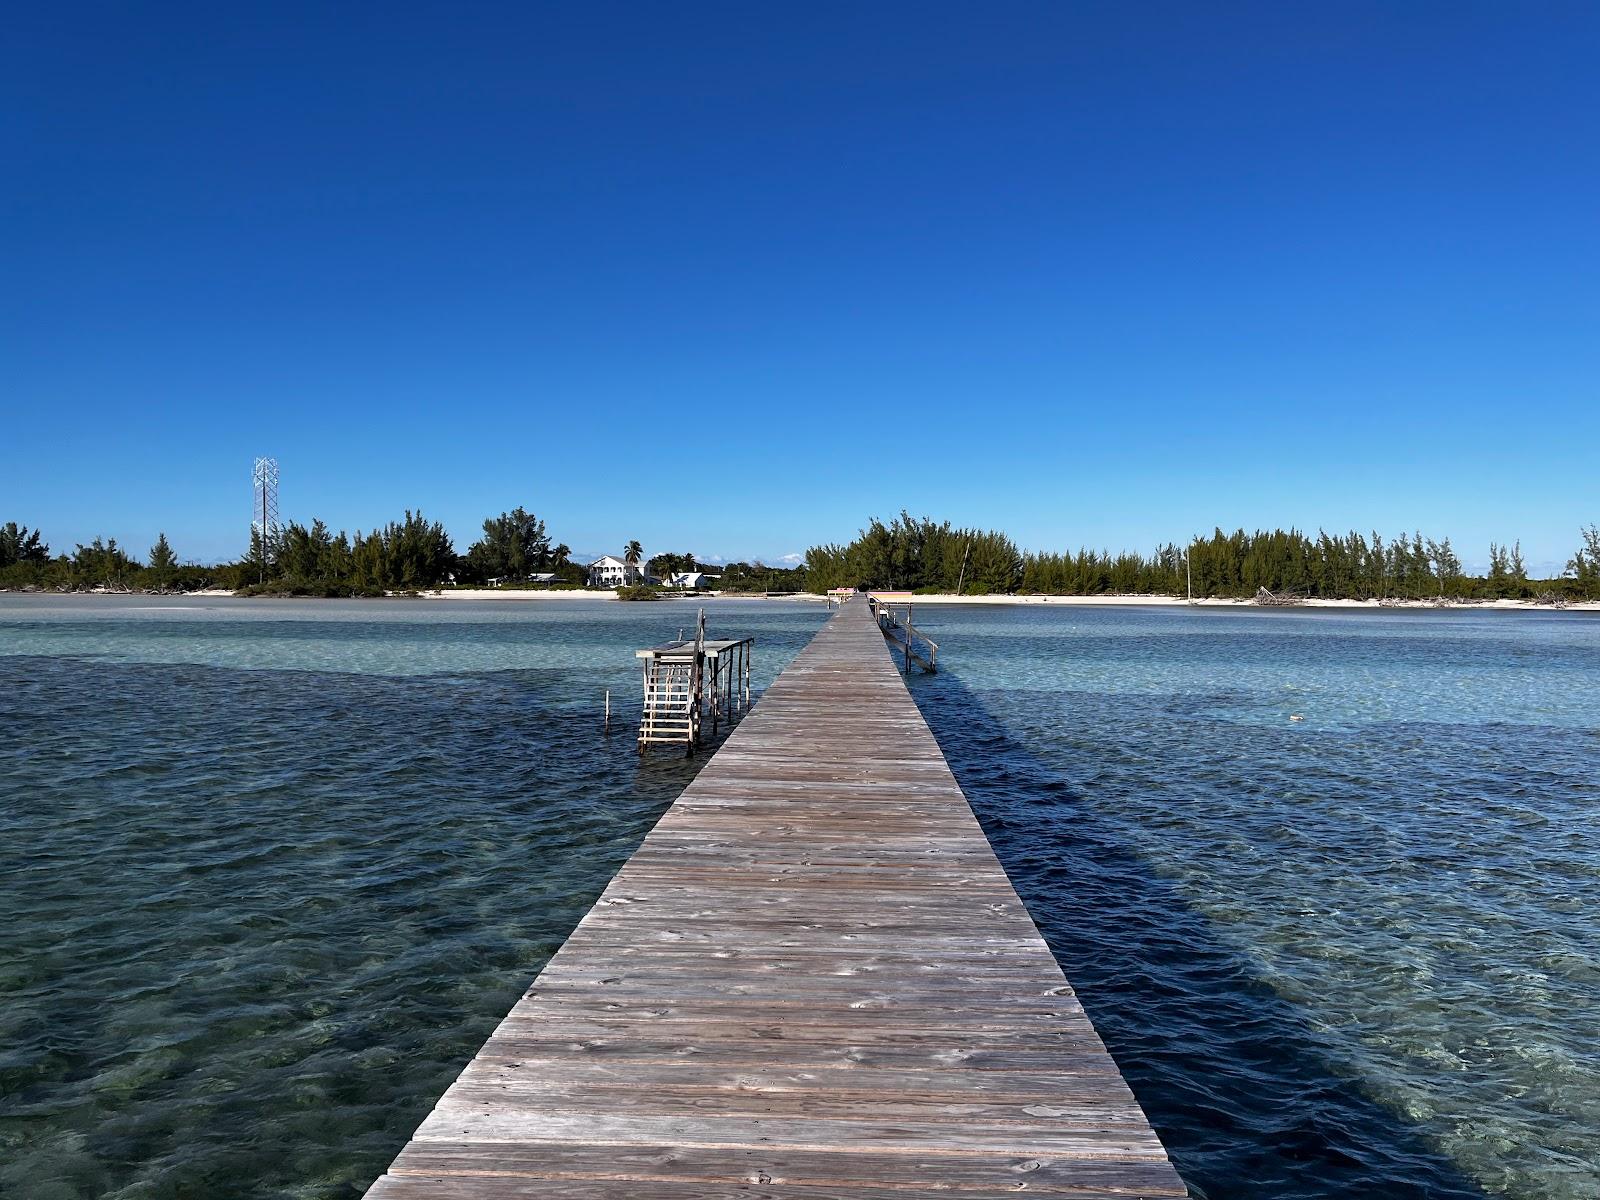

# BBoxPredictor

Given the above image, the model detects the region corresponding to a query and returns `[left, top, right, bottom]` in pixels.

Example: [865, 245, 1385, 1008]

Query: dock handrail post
[692, 608, 706, 751]
[710, 655, 720, 736]
[905, 600, 913, 675]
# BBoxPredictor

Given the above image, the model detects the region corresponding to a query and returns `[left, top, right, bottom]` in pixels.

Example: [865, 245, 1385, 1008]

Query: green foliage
[246, 510, 453, 595]
[382, 511, 455, 589]
[70, 537, 141, 589]
[462, 507, 563, 583]
[1569, 525, 1600, 598]
[1, 509, 457, 595]
[615, 584, 661, 601]
[278, 519, 340, 582]
[143, 532, 180, 589]
[148, 532, 177, 573]
[5, 515, 1595, 603]
[804, 516, 1596, 602]
[806, 513, 1019, 593]
[646, 551, 700, 578]
[244, 525, 275, 582]
[624, 540, 643, 567]
[1487, 540, 1530, 599]
[0, 523, 50, 568]
[716, 561, 806, 593]
[548, 556, 587, 586]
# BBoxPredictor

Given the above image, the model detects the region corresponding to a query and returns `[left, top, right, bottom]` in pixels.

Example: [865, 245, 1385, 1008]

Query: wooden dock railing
[868, 594, 939, 672]
[363, 595, 1184, 1199]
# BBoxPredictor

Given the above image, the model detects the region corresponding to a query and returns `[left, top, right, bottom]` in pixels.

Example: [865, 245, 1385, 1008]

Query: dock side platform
[364, 596, 1185, 1198]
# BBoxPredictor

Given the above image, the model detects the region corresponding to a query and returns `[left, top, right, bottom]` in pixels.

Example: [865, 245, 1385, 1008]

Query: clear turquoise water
[903, 605, 1600, 1200]
[0, 596, 827, 1199]
[3, 597, 1598, 1199]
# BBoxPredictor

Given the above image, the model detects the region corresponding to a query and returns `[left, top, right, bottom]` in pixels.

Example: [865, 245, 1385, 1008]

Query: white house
[667, 571, 720, 590]
[587, 555, 645, 588]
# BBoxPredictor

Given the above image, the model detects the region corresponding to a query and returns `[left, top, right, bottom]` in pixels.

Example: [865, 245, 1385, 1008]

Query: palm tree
[625, 539, 642, 566]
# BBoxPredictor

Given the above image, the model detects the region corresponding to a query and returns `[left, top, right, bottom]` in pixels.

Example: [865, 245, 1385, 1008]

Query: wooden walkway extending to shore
[365, 596, 1184, 1199]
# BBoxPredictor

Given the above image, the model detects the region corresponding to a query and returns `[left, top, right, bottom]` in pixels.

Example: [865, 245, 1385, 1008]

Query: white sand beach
[420, 589, 1597, 611]
[13, 588, 1590, 611]
[422, 588, 619, 601]
[867, 593, 1600, 611]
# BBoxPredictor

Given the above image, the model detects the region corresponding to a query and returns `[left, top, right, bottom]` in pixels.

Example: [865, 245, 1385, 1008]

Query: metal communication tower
[251, 457, 280, 580]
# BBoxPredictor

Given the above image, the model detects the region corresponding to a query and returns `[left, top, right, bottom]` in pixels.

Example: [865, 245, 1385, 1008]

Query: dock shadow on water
[906, 668, 1487, 1200]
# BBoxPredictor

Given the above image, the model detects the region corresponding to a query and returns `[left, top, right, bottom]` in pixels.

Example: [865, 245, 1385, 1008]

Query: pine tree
[1569, 526, 1600, 598]
[1488, 542, 1509, 597]
[1, 523, 50, 568]
[147, 532, 177, 587]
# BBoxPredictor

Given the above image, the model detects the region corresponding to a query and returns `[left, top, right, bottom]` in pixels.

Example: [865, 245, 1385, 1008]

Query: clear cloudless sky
[4, 2, 1598, 572]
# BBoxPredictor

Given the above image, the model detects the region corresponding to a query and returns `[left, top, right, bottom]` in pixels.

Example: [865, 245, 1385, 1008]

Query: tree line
[1, 508, 582, 596]
[1, 523, 197, 592]
[243, 506, 599, 595]
[6, 513, 1598, 601]
[0, 509, 811, 596]
[804, 513, 1600, 601]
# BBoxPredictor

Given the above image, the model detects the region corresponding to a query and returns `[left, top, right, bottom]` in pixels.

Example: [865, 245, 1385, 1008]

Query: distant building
[587, 555, 646, 588]
[488, 572, 561, 587]
[667, 571, 720, 590]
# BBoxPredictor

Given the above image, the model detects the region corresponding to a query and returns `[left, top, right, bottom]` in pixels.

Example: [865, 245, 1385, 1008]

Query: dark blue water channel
[3, 596, 1598, 1199]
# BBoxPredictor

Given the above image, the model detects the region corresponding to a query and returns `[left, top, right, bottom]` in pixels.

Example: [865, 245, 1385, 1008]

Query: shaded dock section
[365, 597, 1185, 1198]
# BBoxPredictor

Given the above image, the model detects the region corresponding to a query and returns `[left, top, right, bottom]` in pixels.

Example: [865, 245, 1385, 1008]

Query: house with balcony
[587, 555, 646, 588]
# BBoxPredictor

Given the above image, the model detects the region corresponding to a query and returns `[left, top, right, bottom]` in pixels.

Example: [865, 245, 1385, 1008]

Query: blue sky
[5, 3, 1598, 572]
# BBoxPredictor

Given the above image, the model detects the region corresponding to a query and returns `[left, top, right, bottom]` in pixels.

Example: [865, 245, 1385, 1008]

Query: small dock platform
[635, 623, 753, 750]
[365, 596, 1184, 1198]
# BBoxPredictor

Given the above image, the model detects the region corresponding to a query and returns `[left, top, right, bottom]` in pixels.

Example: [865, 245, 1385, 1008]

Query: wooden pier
[364, 596, 1184, 1199]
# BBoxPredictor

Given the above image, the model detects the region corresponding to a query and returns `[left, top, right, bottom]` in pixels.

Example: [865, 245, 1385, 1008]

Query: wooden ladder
[638, 656, 700, 749]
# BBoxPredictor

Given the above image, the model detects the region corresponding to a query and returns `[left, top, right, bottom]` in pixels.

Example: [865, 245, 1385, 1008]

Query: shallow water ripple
[5, 599, 1598, 1200]
[909, 606, 1600, 1200]
[0, 598, 823, 1199]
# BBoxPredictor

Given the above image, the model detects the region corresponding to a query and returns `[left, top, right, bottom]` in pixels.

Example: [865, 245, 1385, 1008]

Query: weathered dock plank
[365, 597, 1184, 1198]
